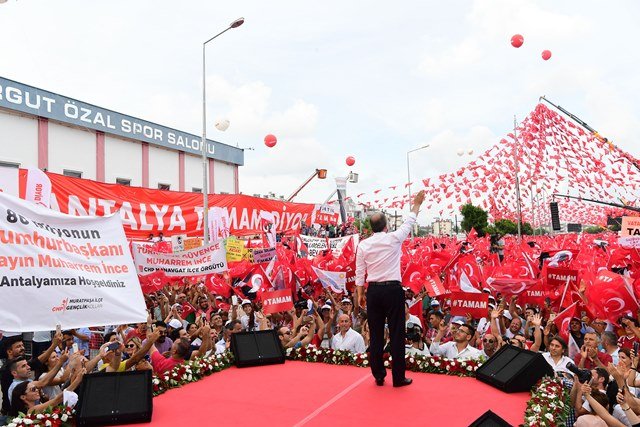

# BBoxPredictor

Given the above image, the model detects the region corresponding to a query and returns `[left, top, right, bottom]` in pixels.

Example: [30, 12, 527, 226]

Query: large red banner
[261, 289, 294, 314]
[448, 292, 490, 319]
[18, 170, 317, 239]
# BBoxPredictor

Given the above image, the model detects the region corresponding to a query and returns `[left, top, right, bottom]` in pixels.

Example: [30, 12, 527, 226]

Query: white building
[0, 76, 243, 193]
[432, 219, 453, 236]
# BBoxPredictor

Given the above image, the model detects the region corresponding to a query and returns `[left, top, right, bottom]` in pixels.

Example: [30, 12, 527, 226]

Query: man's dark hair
[461, 323, 475, 337]
[595, 367, 610, 388]
[225, 320, 242, 331]
[601, 331, 618, 347]
[174, 338, 191, 360]
[370, 213, 387, 233]
[429, 311, 444, 320]
[62, 330, 74, 336]
[8, 356, 27, 374]
[154, 321, 167, 329]
[104, 332, 117, 343]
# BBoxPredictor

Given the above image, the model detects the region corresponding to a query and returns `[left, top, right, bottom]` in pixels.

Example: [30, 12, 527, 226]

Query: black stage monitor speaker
[567, 223, 582, 233]
[550, 202, 561, 231]
[231, 329, 286, 367]
[475, 344, 554, 393]
[76, 370, 153, 426]
[468, 410, 513, 427]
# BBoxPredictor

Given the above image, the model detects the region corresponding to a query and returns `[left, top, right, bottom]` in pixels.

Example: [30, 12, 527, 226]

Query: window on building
[158, 183, 170, 191]
[63, 169, 82, 178]
[116, 178, 131, 186]
[192, 187, 202, 193]
[0, 161, 20, 168]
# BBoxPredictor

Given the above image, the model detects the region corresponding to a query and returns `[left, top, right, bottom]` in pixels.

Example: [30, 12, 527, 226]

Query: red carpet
[123, 362, 529, 426]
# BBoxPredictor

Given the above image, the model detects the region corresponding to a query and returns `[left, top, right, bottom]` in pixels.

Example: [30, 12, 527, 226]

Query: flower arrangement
[285, 347, 480, 377]
[152, 352, 234, 396]
[523, 377, 570, 427]
[5, 405, 75, 427]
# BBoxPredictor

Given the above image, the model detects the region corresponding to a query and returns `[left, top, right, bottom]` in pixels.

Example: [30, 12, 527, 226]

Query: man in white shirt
[355, 190, 425, 387]
[331, 314, 366, 353]
[430, 321, 481, 360]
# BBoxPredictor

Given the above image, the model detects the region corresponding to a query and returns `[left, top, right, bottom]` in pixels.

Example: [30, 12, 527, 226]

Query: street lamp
[202, 17, 244, 245]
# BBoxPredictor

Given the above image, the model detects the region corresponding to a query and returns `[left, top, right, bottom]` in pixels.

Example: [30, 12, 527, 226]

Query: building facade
[432, 219, 453, 236]
[0, 77, 243, 193]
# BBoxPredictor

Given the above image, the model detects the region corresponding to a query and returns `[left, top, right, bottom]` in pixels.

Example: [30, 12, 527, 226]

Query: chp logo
[52, 298, 69, 312]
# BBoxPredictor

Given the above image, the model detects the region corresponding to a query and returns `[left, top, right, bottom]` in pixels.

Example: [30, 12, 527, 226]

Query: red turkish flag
[204, 274, 233, 298]
[487, 277, 540, 296]
[553, 302, 578, 342]
[425, 275, 447, 297]
[585, 271, 639, 323]
[402, 263, 427, 294]
[138, 270, 167, 294]
[518, 282, 548, 307]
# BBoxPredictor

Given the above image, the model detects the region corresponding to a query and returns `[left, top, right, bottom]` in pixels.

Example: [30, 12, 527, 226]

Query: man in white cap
[355, 190, 425, 387]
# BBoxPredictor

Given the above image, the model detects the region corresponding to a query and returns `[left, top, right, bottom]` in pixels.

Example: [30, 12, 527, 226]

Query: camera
[406, 322, 422, 343]
[294, 301, 308, 310]
[566, 362, 592, 383]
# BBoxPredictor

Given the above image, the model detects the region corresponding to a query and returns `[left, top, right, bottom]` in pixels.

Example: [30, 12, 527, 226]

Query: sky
[1, 0, 639, 224]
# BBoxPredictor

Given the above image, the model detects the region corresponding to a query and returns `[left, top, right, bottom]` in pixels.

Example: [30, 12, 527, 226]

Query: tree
[354, 217, 371, 235]
[460, 204, 488, 236]
[585, 225, 605, 234]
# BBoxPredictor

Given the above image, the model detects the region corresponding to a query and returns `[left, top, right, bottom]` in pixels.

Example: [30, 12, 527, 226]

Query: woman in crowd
[10, 368, 85, 417]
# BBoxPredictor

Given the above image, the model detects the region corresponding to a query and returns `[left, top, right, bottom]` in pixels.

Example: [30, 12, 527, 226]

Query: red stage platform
[124, 361, 529, 426]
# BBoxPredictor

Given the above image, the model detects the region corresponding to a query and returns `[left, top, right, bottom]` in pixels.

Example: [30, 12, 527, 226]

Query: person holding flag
[355, 190, 425, 388]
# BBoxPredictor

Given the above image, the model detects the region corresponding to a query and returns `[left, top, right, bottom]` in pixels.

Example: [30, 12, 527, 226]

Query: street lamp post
[406, 145, 429, 236]
[202, 17, 244, 245]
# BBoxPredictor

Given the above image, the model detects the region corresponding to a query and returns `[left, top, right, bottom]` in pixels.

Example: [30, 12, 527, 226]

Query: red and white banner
[545, 267, 579, 290]
[448, 292, 490, 319]
[261, 289, 294, 314]
[311, 204, 339, 225]
[14, 170, 316, 239]
[0, 192, 147, 331]
[132, 241, 228, 276]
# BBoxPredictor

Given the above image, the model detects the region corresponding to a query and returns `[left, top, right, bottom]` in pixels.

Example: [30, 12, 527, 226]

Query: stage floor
[124, 361, 529, 426]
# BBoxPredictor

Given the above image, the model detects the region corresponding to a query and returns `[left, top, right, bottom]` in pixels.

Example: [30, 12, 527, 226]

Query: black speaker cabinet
[231, 329, 286, 367]
[468, 410, 513, 427]
[76, 369, 153, 426]
[475, 344, 554, 393]
[550, 202, 561, 231]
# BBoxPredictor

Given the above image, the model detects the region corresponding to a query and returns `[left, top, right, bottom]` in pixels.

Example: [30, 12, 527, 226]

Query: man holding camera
[405, 323, 430, 356]
[355, 190, 425, 388]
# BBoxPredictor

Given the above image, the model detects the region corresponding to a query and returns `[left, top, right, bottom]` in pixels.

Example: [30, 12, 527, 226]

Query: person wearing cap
[429, 299, 441, 312]
[319, 305, 335, 349]
[355, 190, 425, 388]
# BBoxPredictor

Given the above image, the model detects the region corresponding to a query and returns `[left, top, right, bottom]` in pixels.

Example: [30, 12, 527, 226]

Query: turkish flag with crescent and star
[585, 270, 639, 323]
[553, 301, 578, 342]
[401, 262, 427, 294]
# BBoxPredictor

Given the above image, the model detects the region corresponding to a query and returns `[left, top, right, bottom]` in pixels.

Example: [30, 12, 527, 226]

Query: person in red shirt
[149, 325, 211, 374]
[618, 317, 640, 350]
[573, 332, 612, 369]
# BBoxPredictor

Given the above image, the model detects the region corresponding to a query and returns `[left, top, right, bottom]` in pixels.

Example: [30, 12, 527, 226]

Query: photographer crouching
[405, 322, 430, 357]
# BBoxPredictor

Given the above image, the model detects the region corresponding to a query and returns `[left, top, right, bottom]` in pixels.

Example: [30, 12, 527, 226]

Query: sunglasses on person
[483, 338, 495, 344]
[126, 343, 137, 349]
[26, 386, 39, 393]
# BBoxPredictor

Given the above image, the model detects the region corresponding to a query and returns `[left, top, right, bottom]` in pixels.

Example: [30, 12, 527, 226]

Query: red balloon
[541, 50, 552, 61]
[510, 34, 524, 48]
[264, 134, 277, 148]
[346, 156, 356, 167]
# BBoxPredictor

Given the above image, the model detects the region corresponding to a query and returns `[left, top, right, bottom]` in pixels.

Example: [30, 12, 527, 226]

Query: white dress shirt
[331, 328, 366, 353]
[355, 213, 417, 286]
[542, 352, 573, 374]
[429, 341, 481, 360]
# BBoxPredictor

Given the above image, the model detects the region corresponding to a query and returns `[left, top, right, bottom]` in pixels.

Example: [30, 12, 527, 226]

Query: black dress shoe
[393, 378, 412, 388]
[375, 378, 385, 386]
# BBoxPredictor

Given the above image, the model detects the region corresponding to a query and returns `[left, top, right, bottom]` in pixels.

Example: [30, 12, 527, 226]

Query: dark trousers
[366, 283, 406, 383]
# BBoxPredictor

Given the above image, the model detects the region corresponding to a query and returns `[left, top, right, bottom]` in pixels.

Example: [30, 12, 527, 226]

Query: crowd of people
[3, 229, 640, 427]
